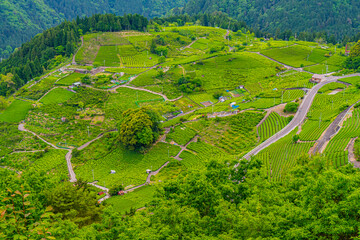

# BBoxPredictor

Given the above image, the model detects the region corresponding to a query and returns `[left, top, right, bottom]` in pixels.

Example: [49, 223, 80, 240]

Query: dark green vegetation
[0, 13, 148, 96]
[3, 0, 360, 60]
[119, 108, 161, 151]
[0, 0, 186, 58]
[183, 0, 360, 40]
[3, 155, 360, 239]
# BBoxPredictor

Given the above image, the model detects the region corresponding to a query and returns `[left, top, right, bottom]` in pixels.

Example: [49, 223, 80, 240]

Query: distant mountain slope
[0, 0, 187, 58]
[184, 0, 360, 38]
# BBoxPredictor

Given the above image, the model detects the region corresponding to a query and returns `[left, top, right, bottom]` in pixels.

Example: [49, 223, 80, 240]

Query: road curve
[243, 77, 338, 160]
[66, 150, 77, 182]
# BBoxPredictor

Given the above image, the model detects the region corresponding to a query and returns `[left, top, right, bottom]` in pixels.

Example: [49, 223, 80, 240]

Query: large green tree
[119, 107, 161, 150]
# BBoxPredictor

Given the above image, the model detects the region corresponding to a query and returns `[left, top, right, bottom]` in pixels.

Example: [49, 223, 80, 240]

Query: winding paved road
[243, 76, 339, 160]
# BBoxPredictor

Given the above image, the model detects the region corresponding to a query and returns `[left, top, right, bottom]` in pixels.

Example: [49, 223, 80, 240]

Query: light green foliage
[318, 82, 346, 93]
[281, 90, 305, 102]
[119, 108, 161, 150]
[18, 74, 62, 100]
[340, 76, 360, 85]
[308, 87, 360, 121]
[350, 40, 360, 58]
[74, 142, 181, 188]
[106, 88, 162, 121]
[1, 149, 68, 180]
[257, 129, 314, 180]
[284, 102, 299, 113]
[185, 111, 265, 155]
[299, 120, 331, 141]
[94, 46, 121, 67]
[261, 45, 319, 67]
[183, 52, 279, 91]
[0, 99, 32, 123]
[258, 112, 290, 142]
[107, 185, 156, 213]
[166, 124, 197, 145]
[40, 88, 75, 104]
[0, 123, 36, 156]
[324, 108, 360, 167]
[56, 72, 84, 86]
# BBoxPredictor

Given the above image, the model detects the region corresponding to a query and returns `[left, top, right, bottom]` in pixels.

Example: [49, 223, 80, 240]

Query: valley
[2, 16, 360, 238]
[1, 25, 359, 208]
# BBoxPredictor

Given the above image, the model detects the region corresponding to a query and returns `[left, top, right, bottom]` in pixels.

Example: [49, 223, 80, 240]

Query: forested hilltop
[0, 0, 186, 58]
[183, 0, 360, 39]
[2, 0, 360, 59]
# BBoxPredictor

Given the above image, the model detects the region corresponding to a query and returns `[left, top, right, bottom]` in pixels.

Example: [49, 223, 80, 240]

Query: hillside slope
[0, 0, 187, 58]
[184, 0, 360, 38]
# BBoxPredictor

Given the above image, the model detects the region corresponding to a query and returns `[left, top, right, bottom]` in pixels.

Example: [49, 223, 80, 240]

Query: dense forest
[0, 0, 186, 58]
[2, 154, 360, 238]
[0, 13, 148, 96]
[2, 0, 360, 59]
[183, 0, 360, 40]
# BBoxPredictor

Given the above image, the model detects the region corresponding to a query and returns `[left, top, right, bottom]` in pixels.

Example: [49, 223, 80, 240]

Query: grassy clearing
[94, 46, 121, 67]
[261, 45, 316, 67]
[76, 32, 130, 65]
[0, 100, 32, 123]
[183, 52, 279, 91]
[166, 124, 197, 145]
[107, 185, 156, 213]
[304, 64, 341, 74]
[40, 88, 75, 105]
[340, 76, 360, 85]
[56, 72, 83, 86]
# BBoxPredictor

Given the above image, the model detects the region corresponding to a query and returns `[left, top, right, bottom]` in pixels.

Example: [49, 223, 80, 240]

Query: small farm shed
[110, 170, 116, 174]
[73, 82, 82, 87]
[219, 96, 227, 102]
[311, 74, 322, 83]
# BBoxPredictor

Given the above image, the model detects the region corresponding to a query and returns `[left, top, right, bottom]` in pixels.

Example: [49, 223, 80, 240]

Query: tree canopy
[119, 107, 161, 150]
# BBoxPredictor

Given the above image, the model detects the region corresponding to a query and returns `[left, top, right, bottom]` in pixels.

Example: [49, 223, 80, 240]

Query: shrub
[284, 102, 299, 113]
[109, 185, 124, 196]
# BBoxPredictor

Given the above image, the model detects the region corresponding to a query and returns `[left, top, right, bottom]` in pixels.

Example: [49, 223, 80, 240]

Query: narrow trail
[123, 160, 171, 194]
[173, 136, 199, 161]
[66, 151, 77, 182]
[182, 37, 205, 50]
[37, 86, 62, 102]
[72, 36, 84, 65]
[18, 124, 59, 149]
[347, 137, 359, 168]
